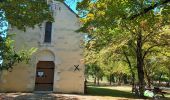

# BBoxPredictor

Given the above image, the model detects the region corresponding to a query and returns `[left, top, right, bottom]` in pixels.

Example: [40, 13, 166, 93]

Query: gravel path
[0, 93, 142, 100]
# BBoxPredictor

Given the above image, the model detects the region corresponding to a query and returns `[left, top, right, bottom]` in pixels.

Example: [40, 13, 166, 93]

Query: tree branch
[142, 44, 159, 61]
[130, 0, 170, 20]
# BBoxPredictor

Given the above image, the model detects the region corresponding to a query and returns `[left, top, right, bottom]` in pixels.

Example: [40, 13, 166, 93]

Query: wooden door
[35, 61, 54, 91]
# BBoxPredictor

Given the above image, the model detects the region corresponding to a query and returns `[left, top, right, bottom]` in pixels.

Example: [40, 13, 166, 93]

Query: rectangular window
[44, 22, 52, 43]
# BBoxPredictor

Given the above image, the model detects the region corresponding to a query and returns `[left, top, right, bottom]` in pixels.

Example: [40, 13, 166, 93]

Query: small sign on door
[37, 71, 44, 77]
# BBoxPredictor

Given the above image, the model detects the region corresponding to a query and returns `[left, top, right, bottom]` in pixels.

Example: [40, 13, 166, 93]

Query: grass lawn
[86, 86, 138, 99]
[86, 85, 170, 99]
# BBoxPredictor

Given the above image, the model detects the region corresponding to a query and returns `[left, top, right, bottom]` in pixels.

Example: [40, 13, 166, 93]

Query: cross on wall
[74, 65, 80, 71]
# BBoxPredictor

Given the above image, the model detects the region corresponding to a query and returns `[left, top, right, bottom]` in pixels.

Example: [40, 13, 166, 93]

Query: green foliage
[0, 0, 78, 70]
[78, 0, 170, 96]
[0, 34, 37, 70]
[0, 0, 53, 31]
[86, 64, 104, 79]
[0, 0, 55, 70]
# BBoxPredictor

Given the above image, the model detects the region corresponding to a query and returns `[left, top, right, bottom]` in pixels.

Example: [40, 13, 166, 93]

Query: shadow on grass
[86, 86, 139, 99]
[86, 86, 170, 100]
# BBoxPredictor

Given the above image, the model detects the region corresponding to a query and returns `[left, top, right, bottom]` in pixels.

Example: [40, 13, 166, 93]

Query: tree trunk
[97, 77, 100, 86]
[132, 74, 135, 87]
[158, 73, 162, 86]
[84, 78, 87, 94]
[146, 74, 151, 88]
[148, 77, 151, 88]
[136, 32, 145, 97]
[144, 68, 151, 88]
[118, 74, 122, 85]
[123, 51, 135, 87]
[109, 74, 112, 85]
[123, 75, 128, 84]
[94, 76, 96, 85]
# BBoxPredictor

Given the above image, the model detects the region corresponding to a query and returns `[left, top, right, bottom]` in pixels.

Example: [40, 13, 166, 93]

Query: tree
[0, 0, 54, 31]
[0, 0, 57, 70]
[84, 45, 104, 85]
[77, 0, 170, 97]
[99, 47, 116, 85]
[99, 46, 132, 85]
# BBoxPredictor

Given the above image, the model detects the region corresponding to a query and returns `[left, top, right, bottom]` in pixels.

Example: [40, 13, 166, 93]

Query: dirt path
[0, 93, 143, 100]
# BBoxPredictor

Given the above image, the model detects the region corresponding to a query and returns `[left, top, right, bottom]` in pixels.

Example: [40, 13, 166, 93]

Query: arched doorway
[35, 61, 55, 91]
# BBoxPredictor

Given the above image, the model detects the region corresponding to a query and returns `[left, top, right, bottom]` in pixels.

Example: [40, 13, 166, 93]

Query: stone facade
[0, 1, 84, 94]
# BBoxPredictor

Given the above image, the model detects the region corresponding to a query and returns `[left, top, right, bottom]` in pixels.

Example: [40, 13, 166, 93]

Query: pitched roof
[63, 2, 79, 17]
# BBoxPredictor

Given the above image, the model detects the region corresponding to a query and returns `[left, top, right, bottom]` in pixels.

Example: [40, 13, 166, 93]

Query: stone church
[0, 1, 84, 93]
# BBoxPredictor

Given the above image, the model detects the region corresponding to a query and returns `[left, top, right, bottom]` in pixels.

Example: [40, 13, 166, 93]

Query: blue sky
[65, 0, 79, 13]
[0, 10, 8, 38]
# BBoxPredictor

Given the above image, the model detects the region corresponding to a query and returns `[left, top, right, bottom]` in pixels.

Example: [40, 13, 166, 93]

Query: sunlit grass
[86, 86, 138, 99]
[86, 85, 170, 99]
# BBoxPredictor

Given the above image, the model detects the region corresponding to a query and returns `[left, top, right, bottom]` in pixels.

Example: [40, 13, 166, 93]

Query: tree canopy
[0, 0, 57, 70]
[77, 0, 170, 97]
[0, 0, 53, 31]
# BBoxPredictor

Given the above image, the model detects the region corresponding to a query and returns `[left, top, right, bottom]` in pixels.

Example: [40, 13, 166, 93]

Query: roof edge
[63, 2, 79, 18]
